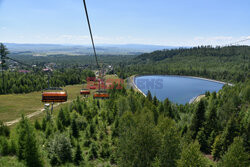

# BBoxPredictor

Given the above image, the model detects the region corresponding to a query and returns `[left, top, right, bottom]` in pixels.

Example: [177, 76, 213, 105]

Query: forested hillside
[8, 53, 136, 68]
[0, 79, 249, 166]
[0, 69, 95, 94]
[115, 46, 250, 82]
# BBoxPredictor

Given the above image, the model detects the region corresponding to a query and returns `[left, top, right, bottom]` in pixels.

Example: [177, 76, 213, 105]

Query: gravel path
[5, 101, 71, 126]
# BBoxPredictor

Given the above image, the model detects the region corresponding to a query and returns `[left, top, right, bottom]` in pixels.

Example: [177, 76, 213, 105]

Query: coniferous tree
[117, 111, 160, 167]
[64, 108, 71, 126]
[88, 142, 98, 160]
[205, 105, 218, 134]
[147, 90, 152, 101]
[99, 141, 110, 159]
[203, 104, 218, 152]
[152, 106, 159, 125]
[41, 117, 47, 131]
[57, 119, 64, 132]
[45, 122, 54, 138]
[17, 116, 29, 160]
[77, 103, 83, 115]
[163, 98, 174, 118]
[97, 100, 100, 109]
[197, 127, 208, 153]
[158, 102, 164, 114]
[58, 108, 66, 126]
[177, 141, 208, 167]
[34, 120, 41, 130]
[153, 96, 158, 106]
[218, 116, 240, 156]
[0, 136, 9, 156]
[0, 121, 10, 137]
[16, 116, 42, 167]
[74, 144, 83, 165]
[24, 125, 43, 167]
[212, 134, 223, 160]
[152, 157, 161, 167]
[219, 137, 250, 167]
[118, 97, 129, 116]
[47, 133, 72, 165]
[158, 125, 181, 167]
[71, 118, 79, 138]
[9, 139, 17, 155]
[190, 100, 206, 139]
[128, 94, 137, 113]
[0, 43, 9, 94]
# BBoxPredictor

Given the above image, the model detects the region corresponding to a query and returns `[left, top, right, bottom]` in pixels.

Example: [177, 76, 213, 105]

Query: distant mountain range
[4, 43, 178, 55]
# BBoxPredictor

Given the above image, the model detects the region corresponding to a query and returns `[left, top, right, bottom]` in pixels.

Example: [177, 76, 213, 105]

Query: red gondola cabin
[42, 92, 67, 103]
[93, 90, 109, 99]
[80, 89, 90, 95]
[90, 86, 97, 89]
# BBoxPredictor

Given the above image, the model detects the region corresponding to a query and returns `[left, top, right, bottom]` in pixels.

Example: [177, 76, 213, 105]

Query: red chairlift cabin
[90, 85, 97, 89]
[93, 90, 109, 99]
[80, 88, 90, 95]
[42, 88, 67, 103]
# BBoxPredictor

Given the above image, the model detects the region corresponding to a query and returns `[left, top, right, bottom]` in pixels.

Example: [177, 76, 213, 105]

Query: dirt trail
[5, 101, 71, 126]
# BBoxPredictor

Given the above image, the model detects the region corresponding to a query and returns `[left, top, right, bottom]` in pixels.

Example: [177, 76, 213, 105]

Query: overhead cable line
[82, 0, 100, 69]
[6, 56, 37, 69]
[228, 38, 250, 46]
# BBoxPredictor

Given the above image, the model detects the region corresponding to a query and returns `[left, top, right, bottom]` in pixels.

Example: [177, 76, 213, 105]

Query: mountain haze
[4, 43, 177, 55]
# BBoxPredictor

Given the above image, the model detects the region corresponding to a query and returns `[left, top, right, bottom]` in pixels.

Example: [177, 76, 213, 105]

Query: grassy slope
[31, 74, 121, 124]
[0, 75, 120, 123]
[0, 84, 84, 122]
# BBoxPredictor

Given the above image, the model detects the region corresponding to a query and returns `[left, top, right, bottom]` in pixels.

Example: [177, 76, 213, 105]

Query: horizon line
[3, 42, 249, 48]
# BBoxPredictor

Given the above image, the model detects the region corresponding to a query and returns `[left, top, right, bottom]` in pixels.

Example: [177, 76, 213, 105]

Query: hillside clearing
[0, 84, 84, 122]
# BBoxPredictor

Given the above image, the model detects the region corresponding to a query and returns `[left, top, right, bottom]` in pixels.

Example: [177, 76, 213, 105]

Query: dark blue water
[134, 75, 224, 104]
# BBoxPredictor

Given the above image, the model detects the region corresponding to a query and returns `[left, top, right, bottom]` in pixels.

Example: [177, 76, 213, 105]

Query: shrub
[47, 133, 72, 165]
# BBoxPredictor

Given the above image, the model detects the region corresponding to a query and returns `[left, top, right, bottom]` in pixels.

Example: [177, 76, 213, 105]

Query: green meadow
[0, 84, 84, 122]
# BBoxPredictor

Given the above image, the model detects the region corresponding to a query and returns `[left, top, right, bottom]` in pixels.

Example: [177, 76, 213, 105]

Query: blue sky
[0, 0, 249, 46]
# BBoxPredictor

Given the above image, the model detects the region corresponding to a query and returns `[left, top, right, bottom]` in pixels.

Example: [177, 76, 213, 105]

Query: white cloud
[1, 31, 249, 46]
